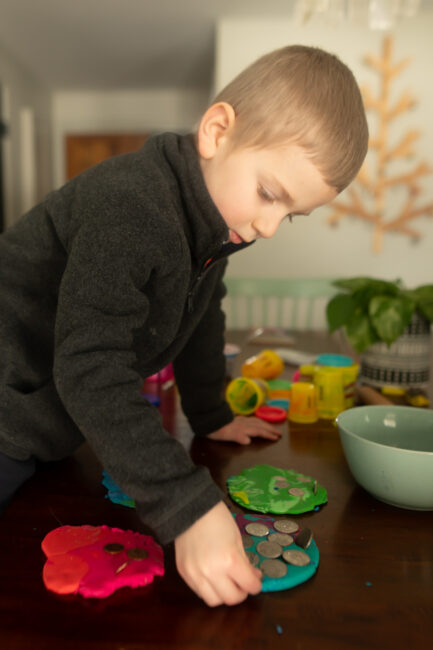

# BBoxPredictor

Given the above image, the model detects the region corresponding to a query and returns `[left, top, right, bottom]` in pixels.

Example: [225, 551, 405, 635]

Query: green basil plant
[326, 277, 433, 353]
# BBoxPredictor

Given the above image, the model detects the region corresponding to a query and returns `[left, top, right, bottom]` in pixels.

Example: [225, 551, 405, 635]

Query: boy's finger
[184, 578, 222, 607]
[231, 556, 263, 595]
[212, 576, 249, 606]
[193, 578, 223, 607]
[237, 434, 252, 445]
[248, 428, 281, 440]
[250, 418, 282, 434]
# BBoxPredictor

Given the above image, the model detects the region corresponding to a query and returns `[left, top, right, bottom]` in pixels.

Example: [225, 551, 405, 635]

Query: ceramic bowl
[336, 405, 433, 510]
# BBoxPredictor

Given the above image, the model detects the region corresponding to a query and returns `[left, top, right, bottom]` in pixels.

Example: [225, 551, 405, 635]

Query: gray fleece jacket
[0, 132, 249, 544]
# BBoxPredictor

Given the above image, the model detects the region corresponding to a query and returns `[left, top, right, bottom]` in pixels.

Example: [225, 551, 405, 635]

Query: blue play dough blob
[102, 471, 135, 508]
[261, 540, 319, 593]
[233, 513, 319, 593]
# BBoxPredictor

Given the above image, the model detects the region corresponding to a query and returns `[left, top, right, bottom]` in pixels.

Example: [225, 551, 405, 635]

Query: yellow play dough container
[241, 349, 284, 380]
[225, 377, 269, 415]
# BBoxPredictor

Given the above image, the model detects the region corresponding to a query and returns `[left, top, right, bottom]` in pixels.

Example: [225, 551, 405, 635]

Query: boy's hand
[174, 501, 262, 606]
[207, 415, 282, 445]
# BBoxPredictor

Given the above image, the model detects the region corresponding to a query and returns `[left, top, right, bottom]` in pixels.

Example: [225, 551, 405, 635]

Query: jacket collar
[153, 133, 255, 266]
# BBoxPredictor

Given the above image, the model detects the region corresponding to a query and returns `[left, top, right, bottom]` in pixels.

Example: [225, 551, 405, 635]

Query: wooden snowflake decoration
[327, 35, 433, 253]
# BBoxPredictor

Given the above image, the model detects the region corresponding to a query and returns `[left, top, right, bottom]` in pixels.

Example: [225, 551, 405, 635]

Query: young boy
[0, 45, 368, 606]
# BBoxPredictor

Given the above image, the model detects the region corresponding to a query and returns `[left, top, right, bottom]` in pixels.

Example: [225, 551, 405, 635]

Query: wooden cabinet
[66, 134, 148, 179]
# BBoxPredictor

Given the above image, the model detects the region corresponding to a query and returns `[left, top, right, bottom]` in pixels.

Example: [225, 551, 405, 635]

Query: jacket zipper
[187, 257, 214, 313]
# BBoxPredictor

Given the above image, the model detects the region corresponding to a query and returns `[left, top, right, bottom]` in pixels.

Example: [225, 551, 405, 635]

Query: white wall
[215, 14, 433, 288]
[52, 88, 209, 188]
[0, 43, 52, 228]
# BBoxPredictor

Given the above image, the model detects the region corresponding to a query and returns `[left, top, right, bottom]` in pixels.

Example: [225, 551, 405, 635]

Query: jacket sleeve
[172, 261, 234, 436]
[53, 218, 223, 545]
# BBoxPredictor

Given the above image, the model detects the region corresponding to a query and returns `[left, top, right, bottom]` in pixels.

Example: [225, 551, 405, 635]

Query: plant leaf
[326, 294, 356, 332]
[333, 277, 401, 296]
[411, 285, 433, 322]
[369, 295, 415, 344]
[345, 311, 379, 353]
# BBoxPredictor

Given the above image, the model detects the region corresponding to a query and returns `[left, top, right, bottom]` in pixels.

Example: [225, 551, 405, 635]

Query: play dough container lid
[316, 353, 353, 367]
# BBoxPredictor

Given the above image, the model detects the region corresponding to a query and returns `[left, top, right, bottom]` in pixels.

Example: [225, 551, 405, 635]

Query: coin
[295, 528, 313, 549]
[297, 476, 311, 483]
[104, 543, 124, 554]
[260, 559, 288, 579]
[313, 480, 318, 494]
[256, 541, 283, 559]
[246, 551, 260, 567]
[282, 549, 311, 566]
[274, 478, 290, 488]
[268, 533, 294, 547]
[289, 487, 305, 497]
[245, 522, 270, 537]
[242, 534, 254, 549]
[274, 519, 299, 534]
[127, 547, 148, 560]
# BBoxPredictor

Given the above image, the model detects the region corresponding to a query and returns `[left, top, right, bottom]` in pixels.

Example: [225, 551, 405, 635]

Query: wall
[215, 14, 433, 288]
[52, 88, 209, 188]
[0, 43, 52, 228]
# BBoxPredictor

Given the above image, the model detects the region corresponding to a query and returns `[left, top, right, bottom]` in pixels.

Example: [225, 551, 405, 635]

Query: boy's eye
[258, 185, 275, 203]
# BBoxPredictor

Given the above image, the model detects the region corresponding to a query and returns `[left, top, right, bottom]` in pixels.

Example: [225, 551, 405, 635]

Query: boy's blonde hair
[213, 45, 368, 193]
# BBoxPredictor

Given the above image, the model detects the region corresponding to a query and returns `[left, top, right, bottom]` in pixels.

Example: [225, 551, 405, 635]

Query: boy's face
[200, 140, 337, 244]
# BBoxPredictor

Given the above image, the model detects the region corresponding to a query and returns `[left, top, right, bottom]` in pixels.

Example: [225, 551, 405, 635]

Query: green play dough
[227, 464, 327, 514]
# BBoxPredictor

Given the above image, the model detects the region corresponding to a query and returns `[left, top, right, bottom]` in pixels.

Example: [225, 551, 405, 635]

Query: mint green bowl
[336, 405, 433, 510]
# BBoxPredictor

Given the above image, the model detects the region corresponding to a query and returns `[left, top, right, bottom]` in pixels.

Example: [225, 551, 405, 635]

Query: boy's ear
[197, 102, 236, 159]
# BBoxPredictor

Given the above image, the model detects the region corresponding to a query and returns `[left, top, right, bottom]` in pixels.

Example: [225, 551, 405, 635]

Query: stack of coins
[241, 517, 314, 580]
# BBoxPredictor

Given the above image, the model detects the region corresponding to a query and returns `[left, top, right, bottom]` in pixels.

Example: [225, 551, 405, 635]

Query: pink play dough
[42, 524, 164, 598]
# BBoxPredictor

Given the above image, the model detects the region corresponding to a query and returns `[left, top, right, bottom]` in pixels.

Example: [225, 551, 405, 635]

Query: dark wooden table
[0, 331, 432, 650]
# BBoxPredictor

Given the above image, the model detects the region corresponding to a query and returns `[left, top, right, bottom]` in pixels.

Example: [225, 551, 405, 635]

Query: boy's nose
[253, 215, 280, 239]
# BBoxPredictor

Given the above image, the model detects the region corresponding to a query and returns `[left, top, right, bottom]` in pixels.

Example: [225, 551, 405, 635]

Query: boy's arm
[172, 262, 234, 437]
[53, 218, 222, 545]
[172, 266, 281, 444]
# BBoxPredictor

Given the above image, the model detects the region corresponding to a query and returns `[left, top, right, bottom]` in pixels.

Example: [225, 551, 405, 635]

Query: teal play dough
[227, 464, 327, 514]
[234, 513, 319, 593]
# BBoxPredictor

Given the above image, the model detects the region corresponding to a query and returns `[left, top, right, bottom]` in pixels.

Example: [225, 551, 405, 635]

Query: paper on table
[274, 348, 317, 366]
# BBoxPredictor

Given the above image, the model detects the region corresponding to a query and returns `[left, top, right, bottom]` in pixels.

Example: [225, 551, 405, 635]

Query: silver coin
[104, 543, 124, 554]
[127, 547, 148, 560]
[260, 559, 288, 579]
[242, 534, 254, 549]
[268, 533, 294, 547]
[297, 476, 311, 483]
[245, 522, 270, 537]
[274, 478, 290, 488]
[289, 487, 305, 497]
[246, 551, 260, 567]
[256, 540, 283, 559]
[295, 528, 313, 549]
[313, 479, 318, 494]
[274, 519, 299, 534]
[282, 549, 311, 566]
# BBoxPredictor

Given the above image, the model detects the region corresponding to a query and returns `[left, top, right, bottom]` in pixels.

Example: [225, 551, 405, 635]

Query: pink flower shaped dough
[42, 525, 164, 598]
